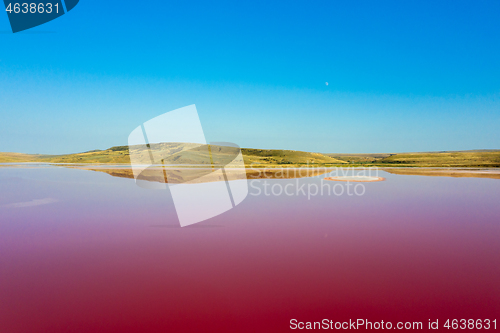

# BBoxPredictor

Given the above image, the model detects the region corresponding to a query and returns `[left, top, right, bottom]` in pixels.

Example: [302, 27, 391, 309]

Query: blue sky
[1, 0, 499, 154]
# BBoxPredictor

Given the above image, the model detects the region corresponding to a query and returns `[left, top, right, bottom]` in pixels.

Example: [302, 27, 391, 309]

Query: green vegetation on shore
[0, 144, 347, 167]
[329, 151, 500, 167]
[1, 145, 499, 168]
[375, 151, 500, 167]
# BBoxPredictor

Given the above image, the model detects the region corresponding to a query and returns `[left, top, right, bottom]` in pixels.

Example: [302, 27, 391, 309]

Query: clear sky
[1, 0, 499, 154]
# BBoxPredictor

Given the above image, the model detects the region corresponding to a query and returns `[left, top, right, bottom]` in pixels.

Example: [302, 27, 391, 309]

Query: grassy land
[0, 144, 347, 167]
[325, 153, 392, 164]
[375, 151, 500, 167]
[0, 152, 46, 163]
[1, 145, 499, 168]
[328, 151, 500, 168]
[242, 148, 347, 166]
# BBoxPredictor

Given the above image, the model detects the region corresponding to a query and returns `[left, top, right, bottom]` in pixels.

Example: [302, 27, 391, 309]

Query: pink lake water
[0, 167, 499, 332]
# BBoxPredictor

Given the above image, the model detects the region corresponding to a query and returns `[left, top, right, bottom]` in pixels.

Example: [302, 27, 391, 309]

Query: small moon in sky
[325, 82, 329, 86]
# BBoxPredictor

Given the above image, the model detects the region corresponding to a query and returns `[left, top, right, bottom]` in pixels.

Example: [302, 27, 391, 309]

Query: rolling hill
[0, 143, 347, 166]
[327, 151, 500, 168]
[1, 145, 499, 168]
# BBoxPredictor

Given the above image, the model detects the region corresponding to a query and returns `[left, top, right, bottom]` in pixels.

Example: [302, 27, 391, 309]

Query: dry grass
[1, 144, 347, 167]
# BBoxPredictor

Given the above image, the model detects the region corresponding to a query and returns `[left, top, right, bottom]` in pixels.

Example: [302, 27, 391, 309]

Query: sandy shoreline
[382, 167, 500, 179]
[2, 163, 500, 180]
[324, 176, 386, 182]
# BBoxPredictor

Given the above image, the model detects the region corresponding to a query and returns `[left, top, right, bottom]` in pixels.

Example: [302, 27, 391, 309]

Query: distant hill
[242, 148, 347, 166]
[325, 153, 393, 164]
[327, 151, 500, 168]
[0, 152, 44, 163]
[0, 143, 347, 166]
[1, 146, 499, 168]
[376, 151, 500, 167]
